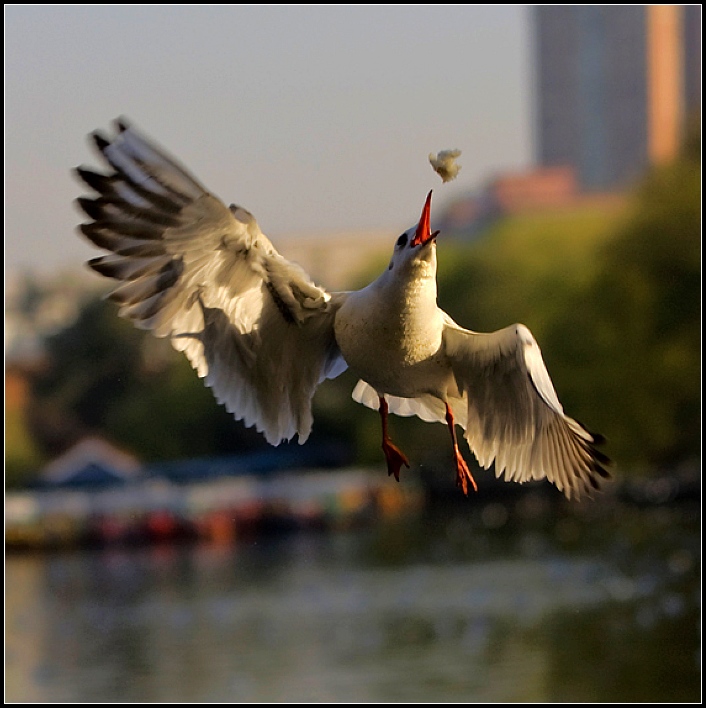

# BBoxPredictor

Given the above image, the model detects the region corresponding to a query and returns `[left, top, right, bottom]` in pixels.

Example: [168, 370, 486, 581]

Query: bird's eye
[396, 233, 408, 248]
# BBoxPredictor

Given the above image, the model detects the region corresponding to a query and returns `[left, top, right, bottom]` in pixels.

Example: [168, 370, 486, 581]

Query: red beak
[411, 190, 439, 247]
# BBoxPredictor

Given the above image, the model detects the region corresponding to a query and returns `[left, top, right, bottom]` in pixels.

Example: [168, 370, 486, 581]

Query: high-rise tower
[534, 5, 701, 191]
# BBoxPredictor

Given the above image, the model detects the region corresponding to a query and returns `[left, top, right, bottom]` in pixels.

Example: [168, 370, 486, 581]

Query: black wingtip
[574, 418, 607, 446]
[75, 196, 103, 220]
[592, 447, 612, 467]
[78, 222, 98, 240]
[79, 222, 120, 253]
[87, 256, 107, 273]
[75, 166, 111, 194]
[591, 460, 611, 478]
[590, 438, 612, 480]
[75, 165, 93, 183]
[92, 131, 111, 152]
[115, 116, 130, 133]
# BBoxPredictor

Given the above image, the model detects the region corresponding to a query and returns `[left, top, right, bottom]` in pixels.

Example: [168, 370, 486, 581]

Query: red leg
[445, 403, 478, 495]
[379, 396, 410, 481]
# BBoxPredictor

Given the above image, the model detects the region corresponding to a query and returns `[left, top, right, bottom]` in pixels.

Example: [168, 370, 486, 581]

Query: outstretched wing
[443, 318, 610, 499]
[75, 118, 347, 445]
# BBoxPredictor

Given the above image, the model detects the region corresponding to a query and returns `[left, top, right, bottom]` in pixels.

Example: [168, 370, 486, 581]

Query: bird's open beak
[410, 190, 440, 247]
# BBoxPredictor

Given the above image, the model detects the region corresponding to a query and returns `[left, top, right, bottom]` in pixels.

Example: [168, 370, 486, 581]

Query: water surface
[5, 495, 700, 702]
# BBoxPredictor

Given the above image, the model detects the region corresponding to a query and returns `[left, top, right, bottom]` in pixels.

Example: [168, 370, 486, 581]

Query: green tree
[551, 128, 701, 468]
[28, 296, 268, 466]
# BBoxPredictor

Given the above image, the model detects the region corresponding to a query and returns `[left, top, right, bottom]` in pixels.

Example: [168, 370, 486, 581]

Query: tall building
[534, 5, 701, 191]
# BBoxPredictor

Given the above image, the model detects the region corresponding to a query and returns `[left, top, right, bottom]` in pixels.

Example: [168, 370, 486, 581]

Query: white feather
[77, 119, 347, 445]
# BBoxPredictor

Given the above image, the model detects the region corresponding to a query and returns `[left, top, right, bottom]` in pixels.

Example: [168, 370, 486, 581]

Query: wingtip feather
[92, 131, 110, 152]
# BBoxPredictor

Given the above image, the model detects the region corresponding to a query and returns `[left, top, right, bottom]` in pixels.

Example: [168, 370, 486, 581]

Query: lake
[5, 487, 700, 702]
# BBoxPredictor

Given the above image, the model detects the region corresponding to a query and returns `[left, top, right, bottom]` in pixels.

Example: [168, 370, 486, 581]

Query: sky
[5, 5, 534, 278]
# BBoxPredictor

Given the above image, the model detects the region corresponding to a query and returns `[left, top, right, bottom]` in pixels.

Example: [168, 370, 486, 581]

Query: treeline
[7, 125, 699, 487]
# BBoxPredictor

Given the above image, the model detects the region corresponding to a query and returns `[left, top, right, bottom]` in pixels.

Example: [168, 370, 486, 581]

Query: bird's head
[386, 190, 440, 279]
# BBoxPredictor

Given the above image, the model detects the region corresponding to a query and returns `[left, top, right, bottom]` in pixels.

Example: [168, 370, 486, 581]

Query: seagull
[75, 119, 610, 499]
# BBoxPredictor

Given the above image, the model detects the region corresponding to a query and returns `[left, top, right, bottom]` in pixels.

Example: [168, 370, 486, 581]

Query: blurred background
[5, 5, 701, 702]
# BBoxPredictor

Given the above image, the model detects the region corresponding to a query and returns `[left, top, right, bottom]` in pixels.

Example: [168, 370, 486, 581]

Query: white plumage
[75, 119, 610, 499]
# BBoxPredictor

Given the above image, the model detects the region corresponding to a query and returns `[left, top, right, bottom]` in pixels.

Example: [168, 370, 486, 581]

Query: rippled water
[5, 494, 700, 702]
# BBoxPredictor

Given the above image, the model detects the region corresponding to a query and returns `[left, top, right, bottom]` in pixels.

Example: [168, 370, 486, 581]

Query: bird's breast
[334, 289, 450, 398]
